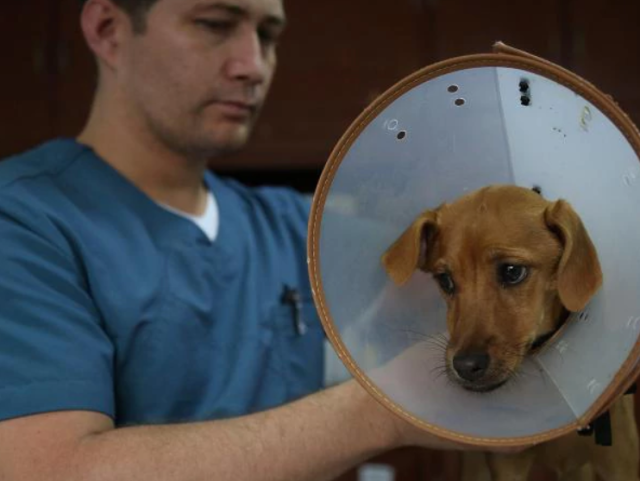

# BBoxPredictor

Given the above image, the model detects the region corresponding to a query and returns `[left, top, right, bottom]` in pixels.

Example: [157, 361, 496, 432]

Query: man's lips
[214, 100, 257, 119]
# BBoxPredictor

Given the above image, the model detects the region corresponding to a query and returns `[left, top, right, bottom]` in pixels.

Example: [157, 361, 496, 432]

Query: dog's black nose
[452, 352, 490, 382]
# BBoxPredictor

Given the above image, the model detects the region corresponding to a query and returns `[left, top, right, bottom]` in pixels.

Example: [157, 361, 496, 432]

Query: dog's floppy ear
[381, 210, 439, 286]
[544, 200, 603, 311]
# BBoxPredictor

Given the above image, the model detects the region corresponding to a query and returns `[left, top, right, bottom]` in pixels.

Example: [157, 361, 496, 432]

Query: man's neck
[77, 90, 209, 216]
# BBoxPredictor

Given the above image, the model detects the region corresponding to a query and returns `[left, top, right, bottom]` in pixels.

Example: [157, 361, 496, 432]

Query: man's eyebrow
[192, 2, 287, 28]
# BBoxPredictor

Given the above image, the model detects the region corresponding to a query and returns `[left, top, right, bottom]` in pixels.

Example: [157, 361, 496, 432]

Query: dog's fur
[381, 185, 639, 480]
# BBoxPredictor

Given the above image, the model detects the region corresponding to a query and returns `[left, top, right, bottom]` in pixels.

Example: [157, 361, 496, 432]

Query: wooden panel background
[0, 1, 639, 479]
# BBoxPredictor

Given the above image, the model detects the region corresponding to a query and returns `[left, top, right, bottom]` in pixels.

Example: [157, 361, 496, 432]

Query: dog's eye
[434, 273, 455, 295]
[498, 264, 528, 286]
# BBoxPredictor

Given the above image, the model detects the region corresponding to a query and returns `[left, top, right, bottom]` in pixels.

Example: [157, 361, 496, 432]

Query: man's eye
[196, 19, 234, 33]
[258, 28, 280, 46]
[498, 264, 528, 286]
[434, 273, 455, 295]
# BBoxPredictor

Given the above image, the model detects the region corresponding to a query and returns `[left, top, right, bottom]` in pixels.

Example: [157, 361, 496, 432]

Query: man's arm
[0, 379, 459, 481]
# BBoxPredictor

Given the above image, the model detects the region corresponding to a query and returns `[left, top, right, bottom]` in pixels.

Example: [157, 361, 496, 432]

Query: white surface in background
[358, 464, 396, 481]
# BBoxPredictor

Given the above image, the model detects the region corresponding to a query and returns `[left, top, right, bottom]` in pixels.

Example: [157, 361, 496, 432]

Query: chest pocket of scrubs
[116, 245, 283, 424]
[124, 291, 282, 423]
[267, 290, 325, 402]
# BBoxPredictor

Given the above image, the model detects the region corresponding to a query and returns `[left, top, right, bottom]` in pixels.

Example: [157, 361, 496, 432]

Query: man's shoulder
[0, 139, 89, 236]
[206, 173, 313, 244]
[0, 138, 85, 191]
[210, 173, 311, 218]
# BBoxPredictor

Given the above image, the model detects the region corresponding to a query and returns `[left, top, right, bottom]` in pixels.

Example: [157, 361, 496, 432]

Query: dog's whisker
[390, 328, 450, 350]
[420, 334, 449, 351]
[430, 366, 450, 382]
[424, 340, 448, 353]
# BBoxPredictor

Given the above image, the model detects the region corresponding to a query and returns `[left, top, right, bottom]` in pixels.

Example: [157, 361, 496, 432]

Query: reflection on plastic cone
[308, 45, 640, 447]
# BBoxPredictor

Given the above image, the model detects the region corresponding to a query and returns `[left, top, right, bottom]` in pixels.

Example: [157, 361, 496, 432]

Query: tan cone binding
[308, 42, 640, 447]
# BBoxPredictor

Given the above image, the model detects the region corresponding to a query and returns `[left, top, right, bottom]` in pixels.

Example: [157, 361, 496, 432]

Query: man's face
[117, 0, 285, 159]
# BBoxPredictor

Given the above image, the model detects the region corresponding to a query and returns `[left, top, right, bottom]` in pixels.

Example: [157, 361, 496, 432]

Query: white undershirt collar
[159, 190, 220, 242]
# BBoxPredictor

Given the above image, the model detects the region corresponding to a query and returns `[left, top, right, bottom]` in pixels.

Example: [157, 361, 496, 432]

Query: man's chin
[194, 125, 253, 160]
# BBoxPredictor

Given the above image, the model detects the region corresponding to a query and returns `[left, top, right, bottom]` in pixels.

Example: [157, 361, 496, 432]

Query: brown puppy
[381, 185, 639, 480]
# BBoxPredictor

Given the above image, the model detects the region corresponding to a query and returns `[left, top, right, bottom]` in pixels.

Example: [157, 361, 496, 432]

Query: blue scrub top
[0, 139, 324, 426]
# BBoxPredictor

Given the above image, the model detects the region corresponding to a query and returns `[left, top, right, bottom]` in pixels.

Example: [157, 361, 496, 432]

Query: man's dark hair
[82, 0, 160, 33]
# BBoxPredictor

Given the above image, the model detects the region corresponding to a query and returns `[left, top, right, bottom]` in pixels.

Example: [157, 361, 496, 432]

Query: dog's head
[381, 185, 602, 392]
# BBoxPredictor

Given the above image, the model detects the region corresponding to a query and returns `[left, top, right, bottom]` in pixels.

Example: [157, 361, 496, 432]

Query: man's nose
[224, 31, 270, 85]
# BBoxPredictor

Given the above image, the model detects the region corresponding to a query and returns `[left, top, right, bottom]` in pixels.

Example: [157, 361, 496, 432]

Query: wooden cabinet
[2, 0, 638, 168]
[0, 1, 94, 159]
[426, 0, 564, 63]
[570, 0, 640, 124]
[0, 1, 57, 158]
[55, 0, 96, 138]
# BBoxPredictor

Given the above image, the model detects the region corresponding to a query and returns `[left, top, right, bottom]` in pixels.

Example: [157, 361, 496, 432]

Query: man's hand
[360, 340, 530, 455]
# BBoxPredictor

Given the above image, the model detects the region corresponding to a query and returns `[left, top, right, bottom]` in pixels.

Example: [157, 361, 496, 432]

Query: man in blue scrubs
[0, 0, 485, 478]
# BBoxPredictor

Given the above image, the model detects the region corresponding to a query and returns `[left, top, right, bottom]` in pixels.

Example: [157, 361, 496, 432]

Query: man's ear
[544, 199, 603, 311]
[381, 210, 439, 286]
[81, 0, 130, 70]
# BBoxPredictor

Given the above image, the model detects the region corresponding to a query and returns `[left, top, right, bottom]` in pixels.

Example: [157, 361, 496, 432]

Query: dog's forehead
[467, 185, 548, 207]
[437, 186, 556, 251]
[441, 185, 549, 222]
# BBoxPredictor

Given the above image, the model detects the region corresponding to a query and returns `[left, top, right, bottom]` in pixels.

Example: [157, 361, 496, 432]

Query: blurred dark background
[1, 1, 639, 479]
[2, 0, 639, 194]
